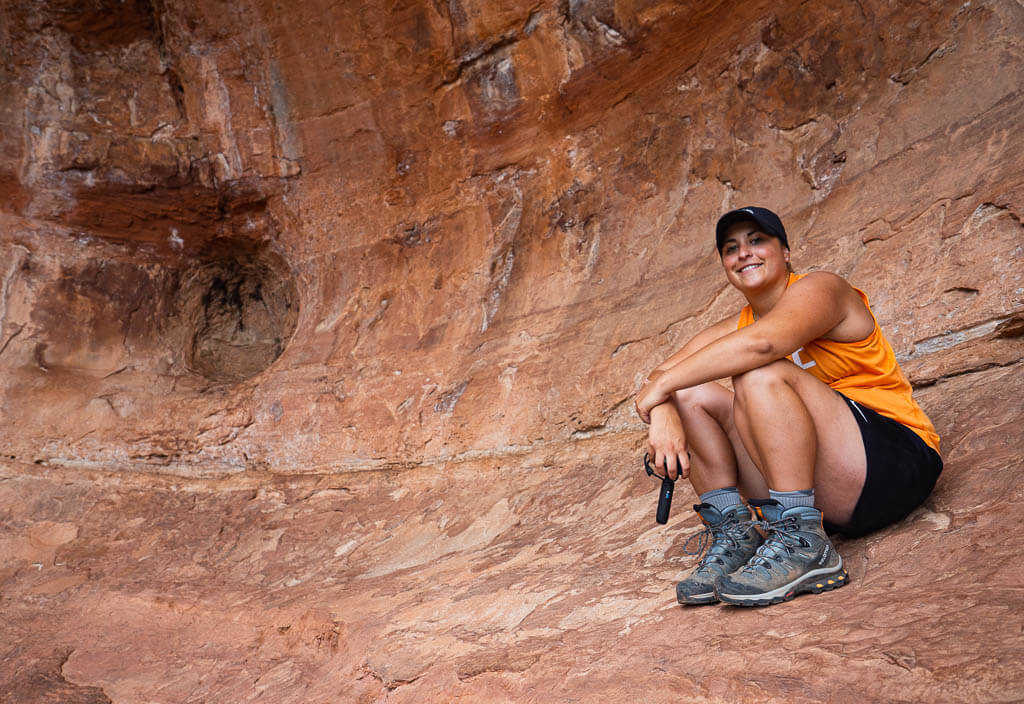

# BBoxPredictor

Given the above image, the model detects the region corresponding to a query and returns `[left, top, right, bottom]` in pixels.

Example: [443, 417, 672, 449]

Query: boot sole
[676, 589, 719, 605]
[716, 565, 849, 607]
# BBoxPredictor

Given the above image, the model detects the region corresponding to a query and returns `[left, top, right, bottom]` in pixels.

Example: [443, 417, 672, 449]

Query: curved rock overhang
[1, 0, 1023, 700]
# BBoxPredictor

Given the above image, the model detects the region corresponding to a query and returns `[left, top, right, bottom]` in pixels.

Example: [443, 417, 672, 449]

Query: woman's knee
[732, 359, 794, 402]
[672, 382, 732, 420]
[673, 382, 720, 407]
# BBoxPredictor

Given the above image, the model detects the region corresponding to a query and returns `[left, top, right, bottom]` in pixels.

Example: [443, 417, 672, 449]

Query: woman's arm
[637, 315, 740, 478]
[636, 273, 857, 421]
[636, 313, 738, 413]
[646, 314, 741, 378]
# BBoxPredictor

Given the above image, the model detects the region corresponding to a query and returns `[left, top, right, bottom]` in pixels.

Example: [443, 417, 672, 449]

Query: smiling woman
[635, 206, 942, 607]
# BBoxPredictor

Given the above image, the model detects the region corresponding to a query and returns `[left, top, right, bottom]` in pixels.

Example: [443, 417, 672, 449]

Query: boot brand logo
[818, 545, 830, 565]
[791, 347, 817, 370]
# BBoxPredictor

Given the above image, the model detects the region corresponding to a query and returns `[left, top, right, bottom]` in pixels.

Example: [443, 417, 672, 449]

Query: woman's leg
[714, 359, 860, 605]
[671, 382, 769, 500]
[671, 382, 767, 605]
[730, 359, 866, 524]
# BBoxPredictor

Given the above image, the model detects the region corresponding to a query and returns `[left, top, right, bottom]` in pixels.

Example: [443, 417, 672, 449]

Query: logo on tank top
[791, 347, 817, 370]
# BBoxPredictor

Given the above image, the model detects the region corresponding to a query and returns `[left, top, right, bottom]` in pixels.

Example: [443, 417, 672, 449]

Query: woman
[635, 207, 942, 606]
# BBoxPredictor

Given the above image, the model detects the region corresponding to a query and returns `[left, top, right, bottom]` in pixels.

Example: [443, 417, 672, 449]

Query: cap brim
[715, 210, 761, 246]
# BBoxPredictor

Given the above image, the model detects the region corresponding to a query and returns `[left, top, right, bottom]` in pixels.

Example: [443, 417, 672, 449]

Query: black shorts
[826, 394, 943, 538]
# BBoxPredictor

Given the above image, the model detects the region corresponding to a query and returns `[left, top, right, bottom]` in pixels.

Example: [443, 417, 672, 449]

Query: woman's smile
[720, 222, 789, 293]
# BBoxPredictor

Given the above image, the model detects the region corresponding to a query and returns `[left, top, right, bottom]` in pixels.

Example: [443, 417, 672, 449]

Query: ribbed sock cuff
[769, 488, 816, 509]
[699, 487, 743, 513]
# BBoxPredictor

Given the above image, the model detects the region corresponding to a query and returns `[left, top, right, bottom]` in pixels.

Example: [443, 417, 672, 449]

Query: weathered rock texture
[1, 0, 1022, 701]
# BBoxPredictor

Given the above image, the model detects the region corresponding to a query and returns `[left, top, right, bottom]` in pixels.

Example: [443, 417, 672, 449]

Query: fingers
[654, 450, 669, 479]
[668, 452, 685, 481]
[652, 449, 686, 481]
[678, 451, 691, 480]
[647, 407, 688, 481]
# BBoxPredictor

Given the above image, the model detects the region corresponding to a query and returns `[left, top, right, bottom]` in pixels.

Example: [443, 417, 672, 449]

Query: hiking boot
[676, 503, 764, 605]
[715, 499, 848, 606]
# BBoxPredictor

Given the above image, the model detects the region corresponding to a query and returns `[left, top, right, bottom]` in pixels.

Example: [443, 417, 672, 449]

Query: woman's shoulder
[789, 271, 875, 340]
[792, 270, 870, 303]
[790, 270, 853, 290]
[787, 270, 865, 305]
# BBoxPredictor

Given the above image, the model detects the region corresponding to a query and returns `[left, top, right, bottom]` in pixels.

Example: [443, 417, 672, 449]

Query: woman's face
[720, 221, 790, 293]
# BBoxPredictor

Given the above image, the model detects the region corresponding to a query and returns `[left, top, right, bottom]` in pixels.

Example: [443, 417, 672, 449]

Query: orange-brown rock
[1, 0, 1022, 701]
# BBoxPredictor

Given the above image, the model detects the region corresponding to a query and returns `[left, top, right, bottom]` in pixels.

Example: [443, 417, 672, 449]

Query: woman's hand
[635, 375, 671, 424]
[647, 403, 690, 480]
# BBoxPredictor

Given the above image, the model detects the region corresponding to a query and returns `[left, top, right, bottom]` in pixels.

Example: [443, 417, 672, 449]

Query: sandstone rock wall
[1, 0, 1020, 473]
[2, 1, 1024, 701]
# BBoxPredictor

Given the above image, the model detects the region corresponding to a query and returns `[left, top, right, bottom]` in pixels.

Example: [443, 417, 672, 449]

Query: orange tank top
[737, 273, 940, 453]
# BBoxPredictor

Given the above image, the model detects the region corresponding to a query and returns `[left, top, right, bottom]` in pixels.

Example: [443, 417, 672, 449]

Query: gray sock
[699, 487, 743, 513]
[769, 488, 816, 509]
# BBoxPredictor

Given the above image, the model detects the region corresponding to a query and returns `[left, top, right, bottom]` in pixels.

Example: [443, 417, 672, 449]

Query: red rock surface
[1, 0, 1022, 701]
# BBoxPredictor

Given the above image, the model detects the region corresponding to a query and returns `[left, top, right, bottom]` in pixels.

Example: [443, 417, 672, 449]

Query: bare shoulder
[789, 270, 854, 295]
[790, 271, 874, 340]
[784, 271, 865, 311]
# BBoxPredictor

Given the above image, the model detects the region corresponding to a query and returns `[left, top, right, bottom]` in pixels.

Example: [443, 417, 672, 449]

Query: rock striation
[1, 0, 1022, 701]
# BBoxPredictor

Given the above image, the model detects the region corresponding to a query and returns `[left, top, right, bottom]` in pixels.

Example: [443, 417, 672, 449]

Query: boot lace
[684, 515, 751, 568]
[744, 515, 811, 572]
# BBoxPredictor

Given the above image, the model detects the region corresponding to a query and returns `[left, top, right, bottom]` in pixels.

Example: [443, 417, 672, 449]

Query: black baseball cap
[715, 206, 789, 253]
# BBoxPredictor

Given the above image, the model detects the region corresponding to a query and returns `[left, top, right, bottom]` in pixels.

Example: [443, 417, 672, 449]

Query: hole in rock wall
[175, 238, 299, 384]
